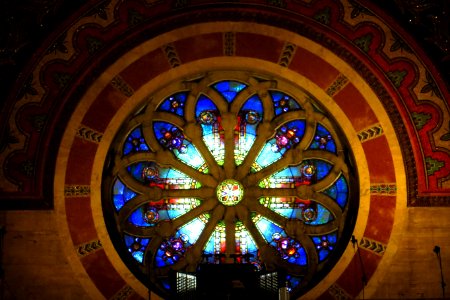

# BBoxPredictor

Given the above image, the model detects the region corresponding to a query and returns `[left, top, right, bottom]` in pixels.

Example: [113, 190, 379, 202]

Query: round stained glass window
[102, 71, 358, 298]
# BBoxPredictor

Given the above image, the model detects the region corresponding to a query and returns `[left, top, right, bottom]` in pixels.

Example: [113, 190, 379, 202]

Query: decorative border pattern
[76, 239, 103, 258]
[0, 0, 447, 299]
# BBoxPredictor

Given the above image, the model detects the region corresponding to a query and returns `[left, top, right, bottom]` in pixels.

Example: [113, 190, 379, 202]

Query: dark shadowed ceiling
[0, 0, 448, 103]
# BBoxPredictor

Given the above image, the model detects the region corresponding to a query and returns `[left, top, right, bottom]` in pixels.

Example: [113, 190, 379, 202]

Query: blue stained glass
[123, 127, 150, 155]
[160, 279, 171, 291]
[235, 222, 259, 263]
[312, 232, 337, 262]
[260, 197, 333, 225]
[309, 124, 336, 153]
[127, 198, 201, 227]
[153, 121, 207, 172]
[241, 95, 263, 114]
[203, 223, 226, 258]
[270, 91, 301, 116]
[196, 95, 217, 118]
[178, 217, 206, 243]
[254, 216, 284, 243]
[254, 120, 306, 171]
[259, 160, 330, 188]
[127, 162, 200, 189]
[254, 216, 307, 266]
[113, 178, 137, 211]
[124, 235, 151, 264]
[254, 141, 285, 171]
[323, 175, 348, 208]
[157, 92, 188, 117]
[285, 275, 302, 290]
[212, 80, 247, 103]
[235, 95, 263, 165]
[196, 97, 225, 165]
[155, 216, 207, 267]
[315, 160, 333, 180]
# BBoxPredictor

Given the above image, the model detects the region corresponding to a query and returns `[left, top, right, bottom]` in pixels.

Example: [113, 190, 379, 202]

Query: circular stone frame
[55, 21, 406, 300]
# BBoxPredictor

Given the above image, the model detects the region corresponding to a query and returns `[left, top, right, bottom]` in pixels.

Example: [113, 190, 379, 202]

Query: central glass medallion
[216, 179, 244, 206]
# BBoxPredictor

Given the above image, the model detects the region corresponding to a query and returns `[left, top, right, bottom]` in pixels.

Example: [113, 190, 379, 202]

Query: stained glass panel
[235, 221, 259, 262]
[259, 197, 334, 225]
[153, 121, 208, 172]
[155, 216, 208, 267]
[124, 235, 151, 264]
[127, 162, 201, 189]
[157, 92, 188, 117]
[311, 232, 337, 262]
[212, 80, 247, 103]
[103, 74, 357, 299]
[123, 126, 150, 155]
[196, 96, 225, 165]
[323, 174, 349, 208]
[270, 91, 302, 116]
[309, 124, 336, 153]
[128, 198, 201, 227]
[235, 95, 262, 165]
[203, 222, 226, 257]
[253, 120, 306, 171]
[254, 216, 307, 266]
[113, 178, 137, 211]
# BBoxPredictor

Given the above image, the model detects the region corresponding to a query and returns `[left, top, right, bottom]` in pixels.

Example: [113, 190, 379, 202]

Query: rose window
[102, 72, 358, 298]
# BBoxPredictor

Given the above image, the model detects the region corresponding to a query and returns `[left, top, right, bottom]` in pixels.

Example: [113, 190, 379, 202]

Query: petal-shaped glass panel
[212, 80, 247, 103]
[196, 96, 225, 165]
[309, 124, 336, 153]
[253, 215, 307, 266]
[235, 95, 263, 165]
[323, 174, 348, 208]
[127, 162, 201, 189]
[153, 121, 208, 173]
[286, 275, 303, 290]
[123, 126, 150, 155]
[235, 222, 259, 263]
[259, 197, 334, 225]
[113, 178, 137, 211]
[311, 232, 337, 262]
[124, 235, 151, 264]
[128, 198, 201, 227]
[270, 91, 302, 116]
[157, 92, 188, 117]
[253, 120, 306, 171]
[203, 222, 226, 260]
[155, 216, 208, 267]
[258, 160, 332, 188]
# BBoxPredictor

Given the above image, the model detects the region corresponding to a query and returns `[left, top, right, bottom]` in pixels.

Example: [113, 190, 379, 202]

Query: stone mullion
[185, 205, 225, 272]
[297, 99, 317, 152]
[116, 167, 162, 198]
[235, 121, 275, 180]
[311, 112, 345, 151]
[311, 192, 343, 221]
[170, 199, 219, 230]
[295, 231, 319, 281]
[122, 222, 158, 237]
[118, 194, 152, 227]
[246, 201, 287, 228]
[242, 149, 300, 187]
[224, 206, 237, 263]
[246, 186, 298, 199]
[184, 121, 222, 180]
[302, 221, 339, 235]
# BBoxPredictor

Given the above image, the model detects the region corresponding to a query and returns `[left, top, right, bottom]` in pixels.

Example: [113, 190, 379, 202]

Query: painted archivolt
[0, 0, 448, 208]
[102, 73, 357, 298]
